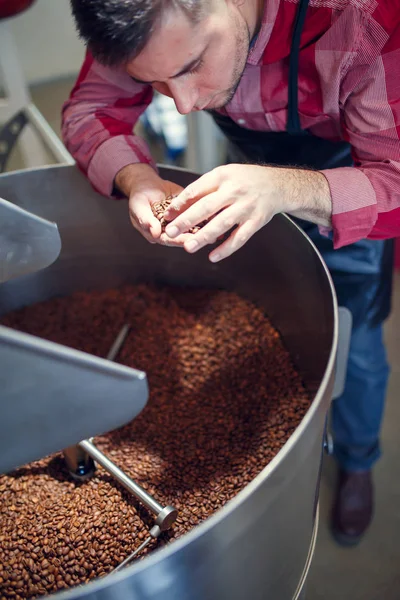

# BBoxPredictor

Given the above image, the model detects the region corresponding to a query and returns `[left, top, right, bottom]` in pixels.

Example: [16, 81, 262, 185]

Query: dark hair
[70, 0, 208, 67]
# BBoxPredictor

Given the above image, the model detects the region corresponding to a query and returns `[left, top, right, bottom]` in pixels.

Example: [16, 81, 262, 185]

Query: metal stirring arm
[65, 437, 177, 572]
[113, 535, 155, 572]
[78, 438, 178, 534]
[63, 324, 178, 569]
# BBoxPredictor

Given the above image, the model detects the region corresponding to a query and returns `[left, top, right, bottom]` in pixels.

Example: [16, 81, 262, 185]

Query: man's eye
[187, 60, 204, 76]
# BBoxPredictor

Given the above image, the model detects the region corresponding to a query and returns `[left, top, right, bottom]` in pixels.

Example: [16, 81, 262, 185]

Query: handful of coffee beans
[152, 195, 207, 234]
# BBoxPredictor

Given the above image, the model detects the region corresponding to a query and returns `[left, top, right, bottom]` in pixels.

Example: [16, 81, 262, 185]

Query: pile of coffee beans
[151, 196, 206, 233]
[0, 285, 310, 599]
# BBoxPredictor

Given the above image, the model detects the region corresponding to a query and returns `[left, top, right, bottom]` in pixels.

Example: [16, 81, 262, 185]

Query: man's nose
[154, 80, 199, 115]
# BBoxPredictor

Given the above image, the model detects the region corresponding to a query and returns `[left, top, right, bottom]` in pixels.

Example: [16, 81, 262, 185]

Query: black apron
[209, 0, 393, 329]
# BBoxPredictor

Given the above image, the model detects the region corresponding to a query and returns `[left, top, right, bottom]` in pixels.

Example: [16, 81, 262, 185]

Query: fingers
[129, 194, 162, 239]
[130, 216, 157, 244]
[165, 191, 228, 239]
[129, 187, 194, 248]
[159, 232, 192, 247]
[208, 219, 264, 263]
[182, 204, 242, 254]
[130, 213, 191, 247]
[164, 170, 219, 220]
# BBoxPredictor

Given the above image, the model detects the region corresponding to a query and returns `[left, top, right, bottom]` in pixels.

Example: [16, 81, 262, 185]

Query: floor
[2, 78, 400, 600]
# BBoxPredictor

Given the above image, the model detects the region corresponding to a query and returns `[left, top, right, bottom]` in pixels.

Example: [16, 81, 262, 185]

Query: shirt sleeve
[61, 52, 156, 197]
[321, 20, 400, 248]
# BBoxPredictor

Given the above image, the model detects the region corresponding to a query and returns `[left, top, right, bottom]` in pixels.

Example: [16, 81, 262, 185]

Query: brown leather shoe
[331, 469, 373, 546]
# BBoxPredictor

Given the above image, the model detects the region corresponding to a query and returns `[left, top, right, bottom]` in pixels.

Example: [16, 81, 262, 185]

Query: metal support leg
[0, 22, 49, 168]
[0, 111, 28, 173]
[0, 21, 74, 171]
[0, 107, 74, 173]
[0, 104, 75, 173]
[25, 104, 74, 165]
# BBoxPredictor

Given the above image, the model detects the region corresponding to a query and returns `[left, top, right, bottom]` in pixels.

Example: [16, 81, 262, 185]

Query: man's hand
[164, 164, 332, 262]
[115, 163, 191, 247]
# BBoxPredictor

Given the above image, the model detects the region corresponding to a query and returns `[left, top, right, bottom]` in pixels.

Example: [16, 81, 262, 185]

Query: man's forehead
[126, 7, 208, 82]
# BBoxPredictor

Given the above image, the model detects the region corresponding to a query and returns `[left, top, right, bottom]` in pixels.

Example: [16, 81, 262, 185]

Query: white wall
[9, 0, 85, 85]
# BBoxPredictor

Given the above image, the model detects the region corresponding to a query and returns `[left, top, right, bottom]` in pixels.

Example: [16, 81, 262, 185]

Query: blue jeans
[303, 227, 393, 472]
[332, 323, 390, 471]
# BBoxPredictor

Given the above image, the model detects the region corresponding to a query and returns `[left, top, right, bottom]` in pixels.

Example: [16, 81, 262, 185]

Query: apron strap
[287, 0, 310, 135]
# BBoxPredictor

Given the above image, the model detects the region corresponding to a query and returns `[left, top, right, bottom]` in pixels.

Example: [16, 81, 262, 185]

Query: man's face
[125, 1, 251, 114]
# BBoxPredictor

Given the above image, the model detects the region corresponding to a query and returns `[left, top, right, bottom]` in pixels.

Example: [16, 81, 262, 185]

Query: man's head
[71, 0, 259, 113]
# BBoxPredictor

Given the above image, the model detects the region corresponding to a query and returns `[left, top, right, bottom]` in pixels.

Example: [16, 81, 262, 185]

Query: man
[63, 0, 400, 546]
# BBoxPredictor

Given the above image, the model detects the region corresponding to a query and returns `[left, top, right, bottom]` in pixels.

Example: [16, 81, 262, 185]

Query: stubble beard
[211, 21, 251, 109]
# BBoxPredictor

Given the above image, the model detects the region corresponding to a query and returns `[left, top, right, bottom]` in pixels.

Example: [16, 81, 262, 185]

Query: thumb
[130, 194, 162, 238]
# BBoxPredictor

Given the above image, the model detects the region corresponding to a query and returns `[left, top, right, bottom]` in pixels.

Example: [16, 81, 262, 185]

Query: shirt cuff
[321, 167, 378, 248]
[88, 134, 157, 197]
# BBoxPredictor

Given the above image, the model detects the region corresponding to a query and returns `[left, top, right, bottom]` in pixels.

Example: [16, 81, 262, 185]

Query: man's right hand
[115, 163, 191, 247]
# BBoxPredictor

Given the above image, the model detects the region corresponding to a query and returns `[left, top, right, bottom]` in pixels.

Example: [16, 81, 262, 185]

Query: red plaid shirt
[62, 0, 400, 247]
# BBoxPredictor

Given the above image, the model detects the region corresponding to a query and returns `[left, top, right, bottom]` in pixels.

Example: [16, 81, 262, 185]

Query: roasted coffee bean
[151, 196, 207, 234]
[0, 284, 309, 598]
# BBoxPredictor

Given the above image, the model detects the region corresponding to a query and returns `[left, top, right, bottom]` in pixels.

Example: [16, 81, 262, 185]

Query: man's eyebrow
[130, 55, 203, 85]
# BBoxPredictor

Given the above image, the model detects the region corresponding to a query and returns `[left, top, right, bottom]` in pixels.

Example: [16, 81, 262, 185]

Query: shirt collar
[247, 0, 281, 65]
